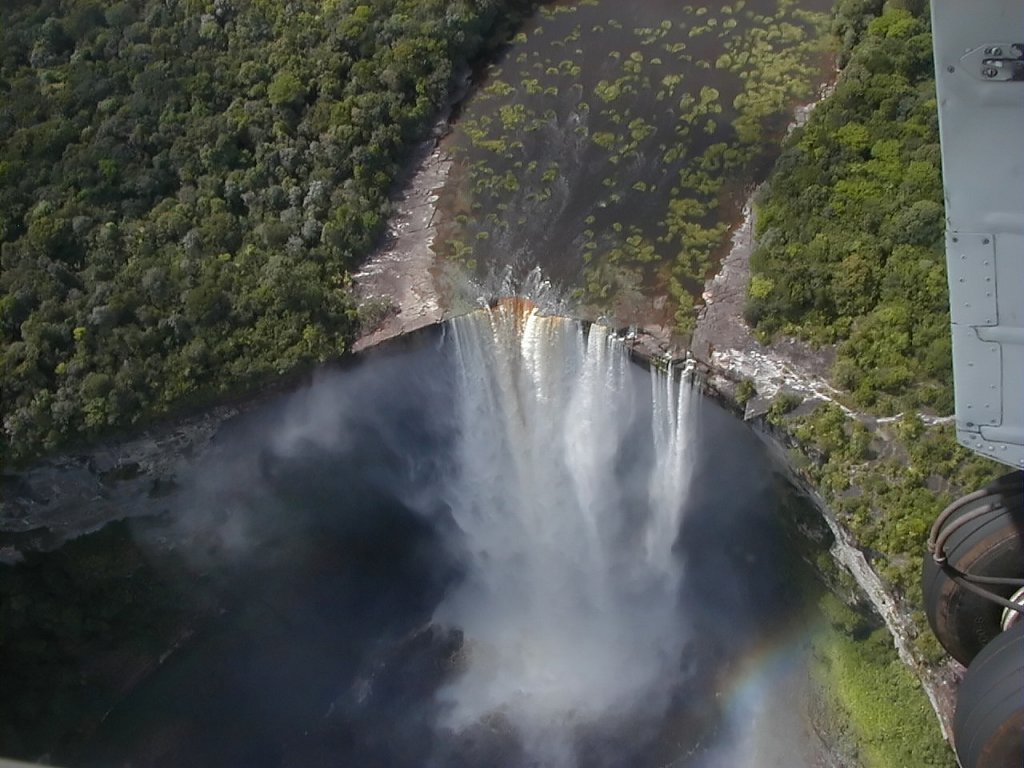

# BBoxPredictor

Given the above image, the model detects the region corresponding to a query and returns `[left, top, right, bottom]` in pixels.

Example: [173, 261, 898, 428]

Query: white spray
[434, 300, 698, 765]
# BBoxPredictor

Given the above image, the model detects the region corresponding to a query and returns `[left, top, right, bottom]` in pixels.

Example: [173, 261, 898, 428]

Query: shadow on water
[663, 405, 824, 768]
[67, 341, 466, 768]
[0, 326, 829, 768]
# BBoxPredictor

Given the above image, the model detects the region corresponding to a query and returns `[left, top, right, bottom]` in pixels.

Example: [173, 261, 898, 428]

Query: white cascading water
[435, 300, 697, 765]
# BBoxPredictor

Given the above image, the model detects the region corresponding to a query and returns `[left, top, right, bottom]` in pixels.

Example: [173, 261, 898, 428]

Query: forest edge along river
[353, 0, 836, 349]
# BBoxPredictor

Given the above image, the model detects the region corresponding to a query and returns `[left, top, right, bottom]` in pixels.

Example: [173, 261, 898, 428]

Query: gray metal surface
[932, 1, 1024, 469]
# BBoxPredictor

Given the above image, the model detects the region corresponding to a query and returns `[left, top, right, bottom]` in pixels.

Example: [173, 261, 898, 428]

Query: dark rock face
[1, 407, 236, 556]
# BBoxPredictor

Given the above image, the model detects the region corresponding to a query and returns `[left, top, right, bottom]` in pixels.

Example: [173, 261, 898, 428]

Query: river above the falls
[431, 0, 833, 331]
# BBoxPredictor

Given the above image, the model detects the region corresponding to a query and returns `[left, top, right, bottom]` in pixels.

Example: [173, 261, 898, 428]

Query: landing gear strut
[923, 471, 1024, 767]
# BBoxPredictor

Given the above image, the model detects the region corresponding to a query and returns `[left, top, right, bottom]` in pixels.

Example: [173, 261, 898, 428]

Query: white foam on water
[435, 301, 698, 766]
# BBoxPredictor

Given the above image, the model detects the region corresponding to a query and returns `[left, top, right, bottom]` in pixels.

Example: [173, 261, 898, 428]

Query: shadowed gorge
[1, 304, 827, 767]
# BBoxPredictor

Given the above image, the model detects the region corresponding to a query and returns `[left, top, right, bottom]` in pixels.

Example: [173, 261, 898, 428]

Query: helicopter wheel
[953, 621, 1024, 768]
[922, 472, 1024, 666]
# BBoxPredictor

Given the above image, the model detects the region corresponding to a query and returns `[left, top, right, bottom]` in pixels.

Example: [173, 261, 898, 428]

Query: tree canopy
[746, 1, 950, 415]
[0, 0, 535, 464]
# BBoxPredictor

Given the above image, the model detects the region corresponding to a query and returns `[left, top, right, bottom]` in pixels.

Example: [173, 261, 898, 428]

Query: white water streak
[436, 304, 698, 765]
[647, 363, 698, 572]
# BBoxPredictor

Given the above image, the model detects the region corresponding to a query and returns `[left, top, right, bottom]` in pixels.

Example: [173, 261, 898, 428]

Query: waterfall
[648, 359, 698, 573]
[435, 300, 698, 765]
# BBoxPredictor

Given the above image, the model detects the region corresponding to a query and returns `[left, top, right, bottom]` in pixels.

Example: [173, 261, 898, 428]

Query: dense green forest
[0, 0, 534, 465]
[746, 0, 950, 415]
[749, 0, 1003, 664]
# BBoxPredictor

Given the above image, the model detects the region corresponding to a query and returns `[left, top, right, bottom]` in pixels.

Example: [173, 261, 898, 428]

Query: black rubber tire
[953, 621, 1024, 768]
[922, 471, 1024, 666]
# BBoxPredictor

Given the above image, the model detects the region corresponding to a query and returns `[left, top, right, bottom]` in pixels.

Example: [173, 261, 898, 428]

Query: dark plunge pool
[1, 310, 830, 768]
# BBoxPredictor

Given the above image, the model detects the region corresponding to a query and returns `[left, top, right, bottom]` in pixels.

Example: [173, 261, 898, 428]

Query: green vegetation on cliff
[0, 0, 534, 465]
[792, 404, 999, 663]
[813, 594, 951, 767]
[747, 0, 1002, 670]
[747, 0, 950, 415]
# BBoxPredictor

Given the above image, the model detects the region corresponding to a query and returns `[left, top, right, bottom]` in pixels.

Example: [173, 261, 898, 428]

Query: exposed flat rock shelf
[0, 405, 235, 561]
[351, 138, 450, 352]
[691, 82, 843, 414]
[691, 202, 837, 406]
[351, 72, 472, 352]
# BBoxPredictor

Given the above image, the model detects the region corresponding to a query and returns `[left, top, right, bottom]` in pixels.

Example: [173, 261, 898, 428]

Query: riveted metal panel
[959, 428, 1024, 470]
[946, 233, 998, 327]
[960, 43, 1024, 82]
[934, 1, 1024, 470]
[951, 325, 1002, 428]
[932, 5, 1024, 237]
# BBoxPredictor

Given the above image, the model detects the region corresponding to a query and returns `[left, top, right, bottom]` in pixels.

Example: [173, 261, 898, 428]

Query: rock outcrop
[689, 193, 959, 742]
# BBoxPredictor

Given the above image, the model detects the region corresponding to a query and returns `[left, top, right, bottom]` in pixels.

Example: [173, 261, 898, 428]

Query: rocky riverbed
[350, 138, 450, 352]
[349, 71, 472, 352]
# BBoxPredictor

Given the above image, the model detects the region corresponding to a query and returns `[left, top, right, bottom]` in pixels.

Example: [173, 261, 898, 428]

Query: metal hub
[1000, 586, 1024, 631]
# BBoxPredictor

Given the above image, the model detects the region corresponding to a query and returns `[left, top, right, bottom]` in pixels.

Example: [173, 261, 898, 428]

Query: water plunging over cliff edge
[0, 296, 832, 767]
[433, 298, 697, 764]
